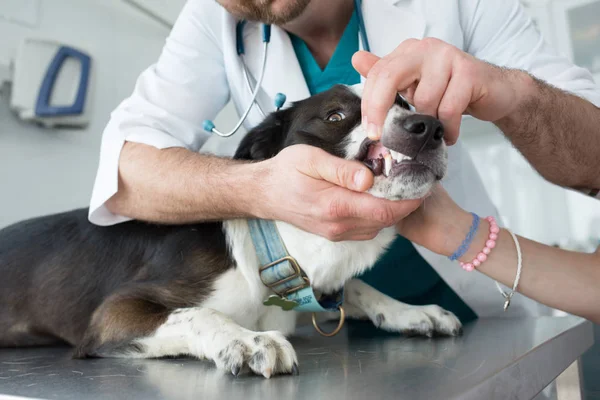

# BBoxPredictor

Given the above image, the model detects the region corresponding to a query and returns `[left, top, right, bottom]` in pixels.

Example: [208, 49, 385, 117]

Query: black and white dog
[0, 84, 461, 378]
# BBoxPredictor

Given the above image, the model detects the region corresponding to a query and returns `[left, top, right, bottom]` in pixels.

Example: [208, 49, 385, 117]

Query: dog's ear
[233, 110, 290, 161]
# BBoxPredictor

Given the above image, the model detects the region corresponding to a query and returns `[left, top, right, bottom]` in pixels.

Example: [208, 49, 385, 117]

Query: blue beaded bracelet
[448, 213, 480, 261]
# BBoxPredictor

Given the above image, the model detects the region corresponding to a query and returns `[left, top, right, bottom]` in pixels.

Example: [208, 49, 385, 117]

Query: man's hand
[352, 38, 531, 144]
[255, 145, 422, 242]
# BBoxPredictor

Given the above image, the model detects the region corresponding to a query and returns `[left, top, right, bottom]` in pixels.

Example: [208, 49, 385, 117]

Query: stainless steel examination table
[0, 316, 593, 400]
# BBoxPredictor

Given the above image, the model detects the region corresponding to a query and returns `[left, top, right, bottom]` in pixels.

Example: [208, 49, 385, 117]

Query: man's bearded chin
[217, 0, 311, 25]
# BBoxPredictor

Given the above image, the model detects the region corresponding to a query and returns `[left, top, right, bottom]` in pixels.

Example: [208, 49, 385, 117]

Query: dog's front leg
[135, 308, 299, 378]
[344, 279, 463, 337]
[76, 296, 298, 378]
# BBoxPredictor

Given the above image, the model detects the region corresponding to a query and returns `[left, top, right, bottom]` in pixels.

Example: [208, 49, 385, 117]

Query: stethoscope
[203, 0, 370, 137]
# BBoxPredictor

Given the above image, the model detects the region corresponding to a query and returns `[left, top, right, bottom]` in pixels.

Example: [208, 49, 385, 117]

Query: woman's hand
[395, 184, 474, 257]
[399, 188, 600, 325]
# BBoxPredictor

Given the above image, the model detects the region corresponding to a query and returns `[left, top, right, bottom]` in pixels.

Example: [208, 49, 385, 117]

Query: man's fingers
[351, 50, 380, 132]
[326, 224, 382, 242]
[346, 232, 381, 241]
[363, 55, 423, 133]
[351, 51, 380, 77]
[400, 83, 418, 105]
[353, 52, 384, 139]
[412, 52, 452, 118]
[300, 147, 374, 192]
[437, 72, 473, 144]
[333, 192, 423, 225]
[387, 198, 423, 220]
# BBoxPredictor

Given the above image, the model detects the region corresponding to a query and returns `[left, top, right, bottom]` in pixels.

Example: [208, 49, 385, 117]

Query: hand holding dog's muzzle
[352, 39, 532, 145]
[257, 145, 422, 242]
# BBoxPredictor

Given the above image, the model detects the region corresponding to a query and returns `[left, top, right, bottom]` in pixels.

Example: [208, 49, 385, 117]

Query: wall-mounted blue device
[9, 38, 93, 129]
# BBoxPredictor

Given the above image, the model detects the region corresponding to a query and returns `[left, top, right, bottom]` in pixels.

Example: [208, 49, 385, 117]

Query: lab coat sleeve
[88, 0, 230, 226]
[460, 0, 600, 107]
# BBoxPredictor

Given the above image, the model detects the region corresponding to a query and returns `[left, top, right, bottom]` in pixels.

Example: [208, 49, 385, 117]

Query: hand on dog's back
[253, 144, 422, 242]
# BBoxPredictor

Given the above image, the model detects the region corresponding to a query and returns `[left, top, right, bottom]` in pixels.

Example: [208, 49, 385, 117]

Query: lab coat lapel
[359, 0, 426, 57]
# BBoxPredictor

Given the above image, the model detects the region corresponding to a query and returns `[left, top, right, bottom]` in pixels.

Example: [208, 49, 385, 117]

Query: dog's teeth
[389, 150, 411, 162]
[384, 154, 392, 177]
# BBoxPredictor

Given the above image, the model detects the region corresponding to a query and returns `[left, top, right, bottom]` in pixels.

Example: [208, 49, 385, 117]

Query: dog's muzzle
[356, 114, 445, 180]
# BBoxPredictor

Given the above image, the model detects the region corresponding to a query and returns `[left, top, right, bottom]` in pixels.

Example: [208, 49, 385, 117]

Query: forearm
[495, 72, 600, 190]
[105, 142, 264, 224]
[452, 215, 600, 324]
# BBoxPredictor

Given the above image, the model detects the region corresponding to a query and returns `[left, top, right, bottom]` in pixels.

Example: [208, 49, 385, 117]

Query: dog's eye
[326, 112, 346, 122]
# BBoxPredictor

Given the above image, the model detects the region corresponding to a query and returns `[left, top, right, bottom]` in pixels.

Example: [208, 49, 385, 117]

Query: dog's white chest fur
[202, 219, 396, 334]
[274, 221, 397, 293]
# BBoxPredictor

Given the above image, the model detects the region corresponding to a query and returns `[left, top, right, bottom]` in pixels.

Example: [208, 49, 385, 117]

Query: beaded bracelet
[459, 216, 499, 272]
[450, 214, 523, 312]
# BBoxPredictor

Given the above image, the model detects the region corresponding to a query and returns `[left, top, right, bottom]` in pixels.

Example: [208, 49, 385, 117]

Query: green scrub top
[287, 10, 477, 324]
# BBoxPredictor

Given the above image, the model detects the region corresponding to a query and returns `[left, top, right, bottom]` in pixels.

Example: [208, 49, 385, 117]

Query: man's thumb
[352, 51, 380, 77]
[305, 149, 373, 191]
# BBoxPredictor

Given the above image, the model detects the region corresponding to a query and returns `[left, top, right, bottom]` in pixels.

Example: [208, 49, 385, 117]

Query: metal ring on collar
[311, 306, 346, 337]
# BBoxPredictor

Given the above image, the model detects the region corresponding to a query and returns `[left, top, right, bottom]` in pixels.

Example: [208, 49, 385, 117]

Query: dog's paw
[371, 304, 462, 337]
[213, 331, 298, 378]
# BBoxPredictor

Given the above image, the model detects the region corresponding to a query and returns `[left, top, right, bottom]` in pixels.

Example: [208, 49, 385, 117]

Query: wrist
[438, 209, 476, 258]
[443, 211, 491, 262]
[495, 70, 538, 128]
[456, 218, 492, 263]
[238, 159, 274, 219]
[221, 160, 268, 219]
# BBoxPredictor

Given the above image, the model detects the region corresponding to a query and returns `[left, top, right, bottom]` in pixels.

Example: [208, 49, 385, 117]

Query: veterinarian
[88, 0, 600, 326]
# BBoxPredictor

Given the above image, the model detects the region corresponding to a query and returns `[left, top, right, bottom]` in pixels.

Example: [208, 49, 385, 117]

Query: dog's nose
[380, 113, 445, 159]
[402, 115, 444, 147]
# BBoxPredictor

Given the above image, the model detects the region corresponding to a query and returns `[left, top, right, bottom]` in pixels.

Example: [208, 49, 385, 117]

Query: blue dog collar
[247, 219, 344, 313]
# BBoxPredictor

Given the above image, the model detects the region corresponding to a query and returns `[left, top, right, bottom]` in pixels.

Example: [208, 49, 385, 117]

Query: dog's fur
[0, 84, 461, 378]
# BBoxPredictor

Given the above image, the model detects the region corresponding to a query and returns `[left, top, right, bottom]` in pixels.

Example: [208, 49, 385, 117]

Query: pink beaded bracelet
[460, 216, 500, 272]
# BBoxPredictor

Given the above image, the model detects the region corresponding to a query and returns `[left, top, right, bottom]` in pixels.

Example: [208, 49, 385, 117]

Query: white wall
[0, 0, 240, 229]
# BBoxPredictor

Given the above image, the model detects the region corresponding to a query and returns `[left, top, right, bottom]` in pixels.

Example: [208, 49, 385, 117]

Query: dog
[0, 84, 461, 378]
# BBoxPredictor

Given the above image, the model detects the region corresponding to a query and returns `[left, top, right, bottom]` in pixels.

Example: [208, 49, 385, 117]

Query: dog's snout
[381, 113, 445, 159]
[403, 115, 444, 144]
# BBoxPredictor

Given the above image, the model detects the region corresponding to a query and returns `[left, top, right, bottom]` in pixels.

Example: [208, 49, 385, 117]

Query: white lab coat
[89, 0, 600, 319]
